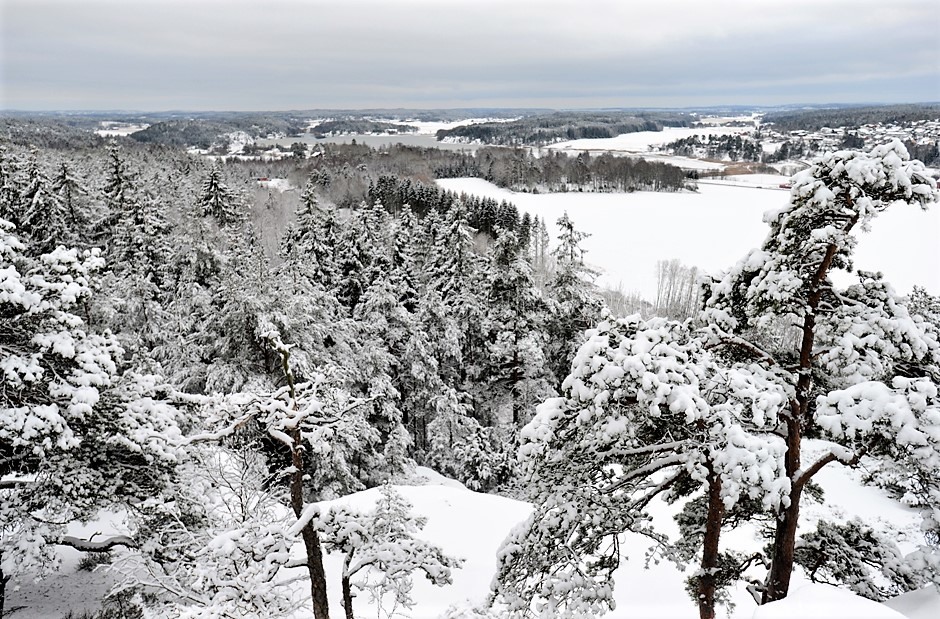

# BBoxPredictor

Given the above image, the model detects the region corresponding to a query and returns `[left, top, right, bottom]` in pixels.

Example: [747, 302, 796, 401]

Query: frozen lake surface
[437, 178, 940, 301]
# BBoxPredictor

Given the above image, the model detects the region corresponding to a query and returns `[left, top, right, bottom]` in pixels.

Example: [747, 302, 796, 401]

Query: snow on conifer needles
[2, 133, 939, 619]
[494, 140, 940, 619]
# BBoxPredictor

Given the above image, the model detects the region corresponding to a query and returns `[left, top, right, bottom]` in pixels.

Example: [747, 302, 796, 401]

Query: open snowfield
[436, 178, 940, 301]
[93, 122, 150, 137]
[10, 456, 936, 619]
[387, 118, 518, 135]
[546, 126, 752, 154]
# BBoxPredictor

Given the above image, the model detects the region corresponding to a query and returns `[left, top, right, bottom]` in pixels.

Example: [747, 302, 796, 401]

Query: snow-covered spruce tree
[699, 140, 940, 603]
[51, 161, 90, 236]
[279, 177, 341, 292]
[99, 142, 136, 237]
[545, 212, 605, 388]
[0, 147, 24, 229]
[491, 314, 789, 619]
[0, 218, 186, 617]
[197, 160, 244, 227]
[317, 484, 462, 619]
[18, 151, 73, 255]
[481, 228, 555, 426]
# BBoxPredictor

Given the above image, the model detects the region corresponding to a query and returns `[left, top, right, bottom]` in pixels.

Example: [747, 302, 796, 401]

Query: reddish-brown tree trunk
[697, 467, 726, 619]
[763, 412, 804, 604]
[763, 231, 848, 604]
[290, 426, 331, 619]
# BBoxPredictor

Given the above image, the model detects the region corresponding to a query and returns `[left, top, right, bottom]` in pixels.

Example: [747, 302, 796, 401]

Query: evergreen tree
[19, 151, 71, 254]
[281, 178, 341, 291]
[197, 160, 243, 226]
[699, 141, 940, 603]
[50, 161, 90, 236]
[546, 212, 604, 385]
[482, 229, 554, 425]
[0, 218, 187, 617]
[0, 146, 23, 229]
[318, 484, 462, 619]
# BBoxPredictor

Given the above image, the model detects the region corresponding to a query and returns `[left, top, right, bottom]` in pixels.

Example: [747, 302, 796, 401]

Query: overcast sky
[1, 0, 938, 111]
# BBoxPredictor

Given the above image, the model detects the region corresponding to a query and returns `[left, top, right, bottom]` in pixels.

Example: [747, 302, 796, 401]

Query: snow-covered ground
[257, 177, 294, 192]
[10, 457, 936, 619]
[94, 122, 150, 137]
[546, 126, 751, 154]
[436, 178, 940, 301]
[387, 117, 518, 135]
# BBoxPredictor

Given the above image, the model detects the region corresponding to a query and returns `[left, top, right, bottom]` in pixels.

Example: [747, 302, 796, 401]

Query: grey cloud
[2, 0, 938, 110]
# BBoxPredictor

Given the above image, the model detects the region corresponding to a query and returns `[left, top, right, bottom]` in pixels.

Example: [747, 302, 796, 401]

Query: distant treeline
[310, 120, 417, 137]
[435, 147, 692, 193]
[0, 117, 104, 149]
[131, 115, 308, 148]
[762, 104, 940, 132]
[436, 112, 692, 146]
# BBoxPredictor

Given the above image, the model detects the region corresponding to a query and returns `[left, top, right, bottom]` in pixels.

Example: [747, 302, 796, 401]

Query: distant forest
[436, 111, 692, 146]
[762, 104, 940, 131]
[309, 119, 417, 137]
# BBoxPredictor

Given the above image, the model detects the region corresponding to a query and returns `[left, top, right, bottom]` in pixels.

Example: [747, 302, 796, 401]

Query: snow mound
[319, 483, 531, 617]
[412, 465, 469, 489]
[884, 586, 940, 619]
[753, 584, 907, 619]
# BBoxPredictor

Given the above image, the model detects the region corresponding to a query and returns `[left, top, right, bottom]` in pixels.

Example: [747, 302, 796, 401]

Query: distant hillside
[762, 104, 940, 131]
[436, 111, 693, 146]
[309, 119, 417, 137]
[130, 114, 306, 148]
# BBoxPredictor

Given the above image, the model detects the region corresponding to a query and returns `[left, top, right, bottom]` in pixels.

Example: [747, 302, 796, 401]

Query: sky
[1, 0, 938, 111]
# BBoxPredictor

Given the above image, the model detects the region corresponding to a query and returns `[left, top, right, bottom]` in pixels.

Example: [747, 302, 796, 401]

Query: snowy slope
[6, 459, 937, 619]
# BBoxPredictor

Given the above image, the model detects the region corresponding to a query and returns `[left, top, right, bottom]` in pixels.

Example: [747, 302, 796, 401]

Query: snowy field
[436, 178, 940, 301]
[387, 117, 518, 135]
[93, 122, 150, 137]
[546, 125, 752, 154]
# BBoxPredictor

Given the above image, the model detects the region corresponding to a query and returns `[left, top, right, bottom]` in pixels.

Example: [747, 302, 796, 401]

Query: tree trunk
[342, 561, 355, 619]
[697, 467, 725, 619]
[290, 427, 331, 619]
[762, 228, 850, 603]
[1, 565, 8, 619]
[762, 412, 803, 603]
[276, 341, 331, 619]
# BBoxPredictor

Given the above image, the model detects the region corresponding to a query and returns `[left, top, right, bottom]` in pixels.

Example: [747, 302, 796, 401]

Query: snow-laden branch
[58, 534, 138, 551]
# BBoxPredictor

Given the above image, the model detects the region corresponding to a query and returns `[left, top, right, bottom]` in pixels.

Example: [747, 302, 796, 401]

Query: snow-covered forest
[2, 125, 940, 619]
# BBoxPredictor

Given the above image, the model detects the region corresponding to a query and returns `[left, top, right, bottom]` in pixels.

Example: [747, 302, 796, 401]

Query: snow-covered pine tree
[699, 140, 940, 603]
[494, 141, 940, 618]
[317, 484, 462, 619]
[492, 313, 789, 619]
